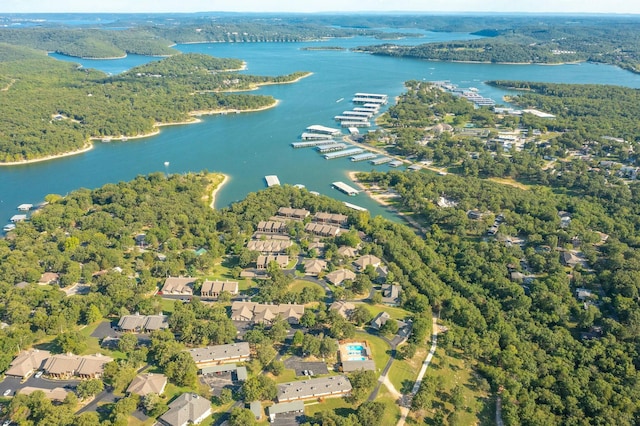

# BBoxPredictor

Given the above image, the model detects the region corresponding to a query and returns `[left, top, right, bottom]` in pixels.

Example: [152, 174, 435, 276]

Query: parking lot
[284, 356, 330, 377]
[200, 372, 238, 397]
[0, 375, 80, 398]
[270, 412, 305, 426]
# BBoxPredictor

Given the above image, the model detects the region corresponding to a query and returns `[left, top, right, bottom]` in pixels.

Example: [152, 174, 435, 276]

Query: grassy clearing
[160, 298, 176, 313]
[304, 396, 355, 418]
[267, 368, 297, 384]
[389, 343, 429, 394]
[488, 176, 531, 190]
[365, 303, 413, 321]
[288, 279, 325, 295]
[354, 331, 391, 372]
[411, 348, 493, 426]
[378, 385, 402, 425]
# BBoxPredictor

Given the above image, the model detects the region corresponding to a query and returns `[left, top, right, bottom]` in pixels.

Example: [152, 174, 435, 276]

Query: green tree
[118, 333, 138, 354]
[55, 332, 87, 354]
[356, 401, 385, 426]
[241, 376, 277, 402]
[76, 379, 104, 400]
[229, 407, 257, 426]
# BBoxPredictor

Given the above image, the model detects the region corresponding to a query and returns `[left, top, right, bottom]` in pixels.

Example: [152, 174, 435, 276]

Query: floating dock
[292, 140, 336, 148]
[350, 152, 377, 162]
[341, 121, 370, 128]
[301, 132, 334, 141]
[3, 223, 16, 232]
[306, 125, 341, 135]
[265, 175, 280, 187]
[334, 115, 369, 122]
[324, 148, 364, 160]
[342, 110, 373, 118]
[389, 160, 404, 167]
[316, 143, 348, 153]
[370, 157, 392, 165]
[332, 181, 360, 196]
[344, 202, 368, 212]
[354, 107, 378, 113]
[17, 204, 33, 211]
[363, 103, 382, 109]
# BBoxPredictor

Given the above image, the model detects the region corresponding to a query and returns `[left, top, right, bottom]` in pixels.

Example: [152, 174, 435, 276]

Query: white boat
[336, 97, 344, 103]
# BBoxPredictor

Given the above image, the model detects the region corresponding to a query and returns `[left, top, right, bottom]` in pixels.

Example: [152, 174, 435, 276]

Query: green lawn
[288, 279, 326, 295]
[354, 331, 391, 372]
[304, 396, 355, 418]
[160, 298, 176, 313]
[267, 368, 297, 384]
[365, 303, 413, 321]
[378, 385, 402, 425]
[388, 343, 428, 394]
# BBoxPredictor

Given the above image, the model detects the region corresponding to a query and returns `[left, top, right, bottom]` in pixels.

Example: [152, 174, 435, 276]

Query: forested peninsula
[0, 45, 309, 163]
[354, 17, 640, 73]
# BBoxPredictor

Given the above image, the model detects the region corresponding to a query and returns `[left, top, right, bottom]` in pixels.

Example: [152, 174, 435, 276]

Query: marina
[370, 157, 392, 165]
[316, 143, 348, 153]
[350, 152, 377, 162]
[265, 175, 281, 187]
[324, 148, 364, 160]
[389, 160, 405, 167]
[342, 111, 373, 118]
[291, 140, 337, 148]
[352, 93, 389, 105]
[17, 204, 33, 211]
[332, 181, 360, 196]
[3, 224, 16, 232]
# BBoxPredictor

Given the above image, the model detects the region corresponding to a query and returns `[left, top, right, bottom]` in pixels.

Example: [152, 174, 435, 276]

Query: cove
[2, 32, 640, 224]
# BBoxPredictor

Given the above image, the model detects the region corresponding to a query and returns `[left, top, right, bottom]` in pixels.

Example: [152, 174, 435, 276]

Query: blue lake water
[3, 32, 640, 224]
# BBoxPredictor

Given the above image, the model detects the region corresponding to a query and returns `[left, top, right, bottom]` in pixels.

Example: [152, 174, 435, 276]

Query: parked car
[34, 371, 43, 378]
[3, 389, 11, 397]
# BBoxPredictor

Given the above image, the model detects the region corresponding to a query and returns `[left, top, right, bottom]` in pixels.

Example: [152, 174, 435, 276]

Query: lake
[3, 31, 640, 224]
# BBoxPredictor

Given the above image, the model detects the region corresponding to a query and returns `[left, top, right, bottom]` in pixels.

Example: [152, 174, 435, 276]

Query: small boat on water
[336, 98, 344, 103]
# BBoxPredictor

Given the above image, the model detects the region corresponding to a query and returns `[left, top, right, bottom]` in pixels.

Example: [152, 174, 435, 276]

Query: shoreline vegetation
[0, 143, 94, 167]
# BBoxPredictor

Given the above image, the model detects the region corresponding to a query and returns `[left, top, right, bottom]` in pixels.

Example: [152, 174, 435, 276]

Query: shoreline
[209, 174, 229, 210]
[3, 101, 278, 166]
[0, 143, 94, 167]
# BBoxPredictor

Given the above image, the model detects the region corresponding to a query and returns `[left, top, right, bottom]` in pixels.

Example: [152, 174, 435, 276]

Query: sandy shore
[209, 174, 229, 209]
[0, 144, 94, 167]
[347, 171, 400, 208]
[190, 99, 280, 116]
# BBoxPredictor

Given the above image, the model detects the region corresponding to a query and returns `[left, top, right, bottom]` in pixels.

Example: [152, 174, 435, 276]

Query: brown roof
[162, 277, 195, 294]
[303, 259, 327, 275]
[325, 269, 356, 285]
[354, 255, 381, 269]
[38, 272, 59, 284]
[19, 386, 68, 402]
[44, 353, 112, 376]
[127, 373, 168, 396]
[5, 349, 51, 378]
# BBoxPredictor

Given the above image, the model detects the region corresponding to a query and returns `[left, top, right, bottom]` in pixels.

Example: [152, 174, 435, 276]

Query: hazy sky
[2, 0, 639, 14]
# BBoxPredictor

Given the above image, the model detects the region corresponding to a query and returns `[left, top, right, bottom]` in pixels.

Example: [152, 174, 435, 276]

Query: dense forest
[2, 166, 640, 424]
[0, 46, 307, 162]
[355, 18, 640, 73]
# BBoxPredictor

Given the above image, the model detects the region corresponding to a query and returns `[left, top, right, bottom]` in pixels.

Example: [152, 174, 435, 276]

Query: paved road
[0, 375, 80, 398]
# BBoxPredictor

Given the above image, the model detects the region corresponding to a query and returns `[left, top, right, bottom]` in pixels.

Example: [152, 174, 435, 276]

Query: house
[118, 314, 169, 332]
[38, 272, 60, 285]
[324, 269, 356, 286]
[354, 255, 381, 271]
[256, 220, 288, 234]
[249, 401, 263, 421]
[158, 393, 212, 426]
[200, 280, 239, 299]
[256, 255, 289, 270]
[187, 343, 251, 367]
[337, 246, 358, 258]
[230, 302, 305, 324]
[313, 212, 349, 226]
[381, 284, 401, 306]
[126, 373, 168, 396]
[304, 222, 342, 237]
[277, 207, 310, 220]
[370, 312, 392, 330]
[562, 252, 582, 268]
[467, 210, 483, 220]
[199, 363, 247, 382]
[161, 277, 196, 296]
[303, 259, 327, 276]
[268, 401, 305, 423]
[18, 387, 68, 402]
[277, 376, 352, 402]
[329, 301, 356, 319]
[576, 288, 594, 301]
[5, 349, 51, 380]
[247, 239, 292, 254]
[510, 271, 526, 282]
[43, 353, 113, 379]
